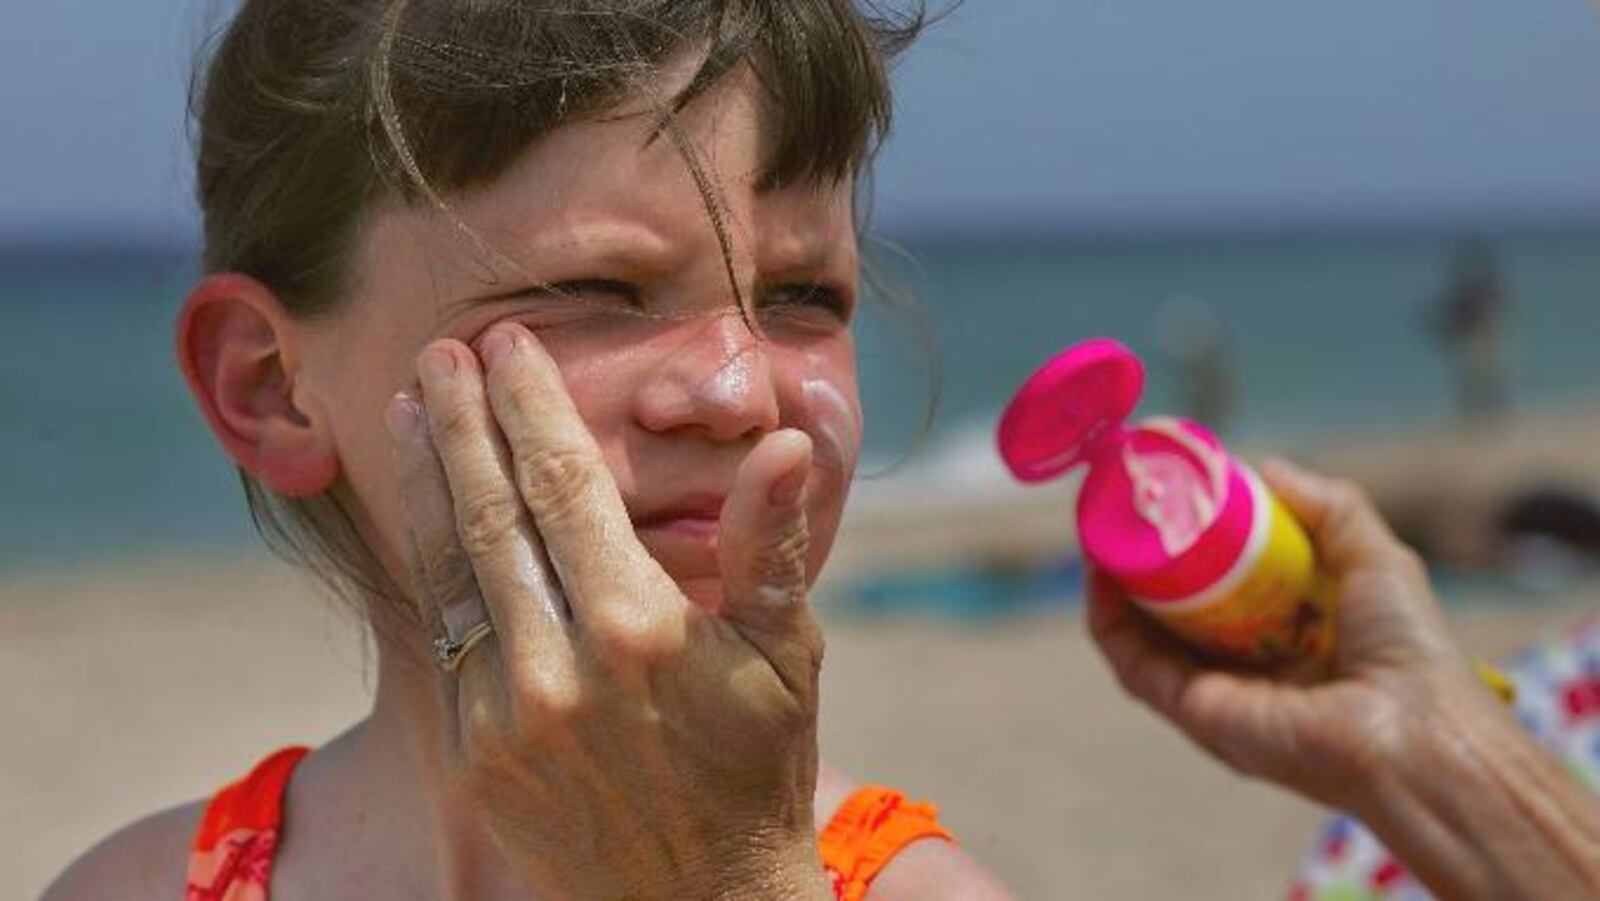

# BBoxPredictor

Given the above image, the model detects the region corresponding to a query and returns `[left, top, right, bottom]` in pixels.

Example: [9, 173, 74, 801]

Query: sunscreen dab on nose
[704, 346, 756, 409]
[996, 338, 1332, 665]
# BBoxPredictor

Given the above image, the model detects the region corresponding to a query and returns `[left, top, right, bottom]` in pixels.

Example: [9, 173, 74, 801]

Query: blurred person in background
[1154, 295, 1237, 435]
[1427, 235, 1511, 424]
[39, 2, 1600, 899]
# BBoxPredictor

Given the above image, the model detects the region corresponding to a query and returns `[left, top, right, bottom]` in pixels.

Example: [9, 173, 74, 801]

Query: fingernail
[384, 391, 423, 441]
[478, 327, 516, 367]
[419, 346, 457, 382]
[768, 465, 807, 507]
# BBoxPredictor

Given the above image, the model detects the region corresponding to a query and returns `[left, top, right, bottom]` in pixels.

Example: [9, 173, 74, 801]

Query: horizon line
[5, 206, 1600, 257]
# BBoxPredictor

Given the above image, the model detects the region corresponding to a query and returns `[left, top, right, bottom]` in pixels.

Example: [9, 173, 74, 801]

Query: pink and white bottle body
[998, 339, 1331, 664]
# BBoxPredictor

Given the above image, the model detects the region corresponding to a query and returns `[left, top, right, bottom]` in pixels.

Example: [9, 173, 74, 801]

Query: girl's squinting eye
[540, 278, 644, 308]
[760, 282, 854, 322]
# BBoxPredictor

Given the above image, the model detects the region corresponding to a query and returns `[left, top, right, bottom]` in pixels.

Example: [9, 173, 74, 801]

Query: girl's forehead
[457, 63, 786, 223]
[357, 75, 857, 313]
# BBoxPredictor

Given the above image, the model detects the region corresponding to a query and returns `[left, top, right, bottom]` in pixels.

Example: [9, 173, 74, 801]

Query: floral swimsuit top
[1291, 610, 1600, 900]
[186, 747, 953, 901]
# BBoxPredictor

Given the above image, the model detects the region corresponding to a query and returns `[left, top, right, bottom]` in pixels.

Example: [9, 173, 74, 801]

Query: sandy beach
[5, 548, 1596, 899]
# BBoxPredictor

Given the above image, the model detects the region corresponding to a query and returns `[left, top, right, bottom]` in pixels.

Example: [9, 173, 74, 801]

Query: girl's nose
[635, 312, 781, 442]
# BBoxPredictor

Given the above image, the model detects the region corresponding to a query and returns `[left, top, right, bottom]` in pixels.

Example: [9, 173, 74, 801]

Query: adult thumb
[718, 429, 816, 637]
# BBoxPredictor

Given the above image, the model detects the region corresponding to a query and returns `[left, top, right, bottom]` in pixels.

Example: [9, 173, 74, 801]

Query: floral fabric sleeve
[1288, 612, 1600, 901]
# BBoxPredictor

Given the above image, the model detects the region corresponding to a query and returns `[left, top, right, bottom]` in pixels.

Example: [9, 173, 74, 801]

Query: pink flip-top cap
[997, 338, 1145, 483]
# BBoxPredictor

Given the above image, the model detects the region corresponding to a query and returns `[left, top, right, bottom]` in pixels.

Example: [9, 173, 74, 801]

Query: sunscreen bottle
[997, 338, 1332, 664]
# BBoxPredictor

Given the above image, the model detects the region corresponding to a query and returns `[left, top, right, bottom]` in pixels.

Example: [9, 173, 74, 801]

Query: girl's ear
[176, 273, 341, 498]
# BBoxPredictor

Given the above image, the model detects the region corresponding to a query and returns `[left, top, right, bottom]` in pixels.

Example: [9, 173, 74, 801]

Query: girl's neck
[276, 642, 534, 900]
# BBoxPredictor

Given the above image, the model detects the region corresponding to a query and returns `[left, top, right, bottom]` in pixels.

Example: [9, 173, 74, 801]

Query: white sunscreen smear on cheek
[801, 377, 860, 475]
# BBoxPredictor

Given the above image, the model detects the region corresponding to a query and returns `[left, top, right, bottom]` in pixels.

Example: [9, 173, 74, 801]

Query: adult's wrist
[1350, 677, 1600, 899]
[708, 832, 831, 901]
[611, 821, 829, 901]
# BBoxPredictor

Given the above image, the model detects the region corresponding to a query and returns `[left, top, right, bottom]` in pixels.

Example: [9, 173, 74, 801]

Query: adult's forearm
[1359, 687, 1600, 899]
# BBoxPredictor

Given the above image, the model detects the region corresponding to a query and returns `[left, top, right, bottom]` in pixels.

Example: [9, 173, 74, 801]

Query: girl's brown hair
[190, 0, 926, 620]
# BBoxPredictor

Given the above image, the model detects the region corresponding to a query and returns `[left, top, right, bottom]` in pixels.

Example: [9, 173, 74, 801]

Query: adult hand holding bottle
[1090, 458, 1600, 899]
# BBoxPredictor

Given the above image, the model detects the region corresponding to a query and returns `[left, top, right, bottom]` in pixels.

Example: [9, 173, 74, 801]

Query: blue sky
[6, 1, 1600, 243]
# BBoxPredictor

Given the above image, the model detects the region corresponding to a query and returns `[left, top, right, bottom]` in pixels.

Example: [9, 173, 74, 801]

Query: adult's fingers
[1085, 568, 1299, 774]
[385, 389, 500, 753]
[476, 323, 680, 635]
[385, 391, 481, 628]
[1260, 459, 1466, 672]
[1258, 457, 1409, 573]
[414, 341, 573, 680]
[716, 429, 821, 692]
[1085, 567, 1199, 721]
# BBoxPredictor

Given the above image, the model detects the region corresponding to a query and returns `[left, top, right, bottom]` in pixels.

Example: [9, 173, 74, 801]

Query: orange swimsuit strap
[188, 747, 954, 900]
[187, 746, 309, 901]
[819, 786, 956, 901]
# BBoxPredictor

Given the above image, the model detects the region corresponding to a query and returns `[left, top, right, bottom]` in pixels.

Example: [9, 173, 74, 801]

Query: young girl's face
[299, 67, 863, 607]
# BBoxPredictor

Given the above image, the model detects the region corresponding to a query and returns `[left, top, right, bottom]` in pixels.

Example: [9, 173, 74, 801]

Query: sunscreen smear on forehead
[997, 338, 1331, 665]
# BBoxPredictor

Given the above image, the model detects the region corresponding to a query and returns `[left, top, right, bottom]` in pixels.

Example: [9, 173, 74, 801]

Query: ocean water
[4, 229, 1599, 568]
[854, 229, 1600, 460]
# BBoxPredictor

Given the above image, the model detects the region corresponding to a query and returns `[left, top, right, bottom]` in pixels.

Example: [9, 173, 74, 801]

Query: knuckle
[590, 611, 679, 666]
[505, 379, 546, 423]
[433, 403, 479, 448]
[418, 536, 474, 597]
[510, 675, 585, 736]
[515, 447, 602, 523]
[752, 518, 810, 587]
[1177, 681, 1224, 727]
[459, 695, 507, 766]
[455, 490, 522, 557]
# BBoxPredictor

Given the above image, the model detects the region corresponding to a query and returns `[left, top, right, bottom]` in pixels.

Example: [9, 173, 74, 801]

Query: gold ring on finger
[433, 621, 494, 674]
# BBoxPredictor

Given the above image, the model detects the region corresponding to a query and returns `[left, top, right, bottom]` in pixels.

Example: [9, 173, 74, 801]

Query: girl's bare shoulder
[41, 800, 204, 901]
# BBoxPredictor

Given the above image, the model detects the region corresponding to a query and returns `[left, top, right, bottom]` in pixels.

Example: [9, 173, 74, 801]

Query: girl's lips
[635, 516, 720, 539]
[630, 494, 727, 533]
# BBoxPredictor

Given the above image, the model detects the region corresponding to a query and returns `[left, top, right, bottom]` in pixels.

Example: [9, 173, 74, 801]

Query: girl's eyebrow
[757, 224, 857, 277]
[510, 219, 682, 273]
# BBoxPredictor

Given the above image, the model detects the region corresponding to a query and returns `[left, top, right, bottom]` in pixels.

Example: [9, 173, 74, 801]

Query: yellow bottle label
[1135, 471, 1331, 664]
